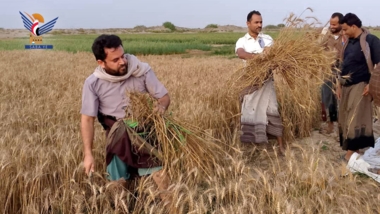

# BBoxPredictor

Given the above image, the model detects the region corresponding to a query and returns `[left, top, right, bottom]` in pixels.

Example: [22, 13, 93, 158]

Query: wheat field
[0, 50, 379, 214]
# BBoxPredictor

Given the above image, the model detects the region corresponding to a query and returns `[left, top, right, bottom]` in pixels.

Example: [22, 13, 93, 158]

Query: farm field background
[1, 29, 380, 213]
[1, 30, 379, 55]
[0, 31, 271, 56]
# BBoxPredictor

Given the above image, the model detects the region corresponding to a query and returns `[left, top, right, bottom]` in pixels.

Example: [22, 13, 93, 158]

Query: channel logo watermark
[19, 11, 58, 49]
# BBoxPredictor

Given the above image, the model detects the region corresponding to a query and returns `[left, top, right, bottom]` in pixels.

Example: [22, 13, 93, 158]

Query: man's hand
[84, 154, 95, 176]
[153, 104, 166, 115]
[263, 47, 271, 55]
[363, 84, 370, 96]
[153, 94, 170, 115]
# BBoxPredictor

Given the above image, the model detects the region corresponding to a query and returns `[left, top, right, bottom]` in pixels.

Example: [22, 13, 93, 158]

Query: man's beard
[330, 27, 342, 34]
[104, 65, 127, 76]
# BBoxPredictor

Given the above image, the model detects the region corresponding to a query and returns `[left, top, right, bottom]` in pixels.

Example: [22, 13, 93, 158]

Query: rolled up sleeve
[80, 79, 99, 117]
[235, 38, 244, 54]
[144, 69, 168, 99]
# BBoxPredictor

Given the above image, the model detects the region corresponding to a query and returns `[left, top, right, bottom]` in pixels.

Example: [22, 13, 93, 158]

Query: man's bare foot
[326, 122, 334, 134]
[319, 122, 334, 135]
[343, 150, 358, 162]
[278, 145, 286, 155]
[276, 136, 285, 155]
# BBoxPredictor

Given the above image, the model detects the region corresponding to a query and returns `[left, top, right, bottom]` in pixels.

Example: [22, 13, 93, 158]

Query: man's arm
[236, 48, 258, 60]
[235, 35, 273, 60]
[80, 78, 99, 175]
[81, 114, 95, 175]
[235, 37, 260, 60]
[144, 70, 171, 114]
[235, 37, 256, 60]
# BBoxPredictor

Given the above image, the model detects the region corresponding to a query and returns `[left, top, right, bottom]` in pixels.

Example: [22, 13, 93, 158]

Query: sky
[1, 0, 379, 29]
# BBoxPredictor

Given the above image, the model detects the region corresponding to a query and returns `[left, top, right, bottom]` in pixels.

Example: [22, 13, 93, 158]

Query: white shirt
[235, 32, 274, 55]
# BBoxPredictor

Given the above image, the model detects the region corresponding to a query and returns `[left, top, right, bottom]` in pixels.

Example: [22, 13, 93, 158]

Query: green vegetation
[162, 22, 176, 31]
[134, 25, 147, 29]
[205, 24, 218, 29]
[0, 32, 276, 56]
[1, 30, 379, 56]
[265, 23, 286, 30]
[265, 25, 278, 29]
[372, 30, 380, 37]
[212, 45, 234, 55]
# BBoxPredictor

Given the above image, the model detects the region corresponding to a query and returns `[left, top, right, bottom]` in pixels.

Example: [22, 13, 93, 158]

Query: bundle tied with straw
[226, 11, 337, 142]
[124, 92, 235, 184]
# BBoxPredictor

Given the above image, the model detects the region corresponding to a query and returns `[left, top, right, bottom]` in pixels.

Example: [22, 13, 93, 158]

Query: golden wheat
[0, 50, 379, 214]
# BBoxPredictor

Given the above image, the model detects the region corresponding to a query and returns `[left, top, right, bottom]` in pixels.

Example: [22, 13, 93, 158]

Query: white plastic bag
[347, 152, 380, 183]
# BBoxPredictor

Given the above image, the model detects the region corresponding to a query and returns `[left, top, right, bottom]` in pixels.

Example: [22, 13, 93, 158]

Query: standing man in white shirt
[235, 10, 286, 154]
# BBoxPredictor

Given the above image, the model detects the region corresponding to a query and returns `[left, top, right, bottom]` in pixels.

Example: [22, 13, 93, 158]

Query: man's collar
[349, 35, 361, 43]
[348, 31, 363, 42]
[245, 32, 262, 40]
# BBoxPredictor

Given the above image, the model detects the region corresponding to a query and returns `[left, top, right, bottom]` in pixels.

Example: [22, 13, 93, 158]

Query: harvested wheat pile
[220, 12, 336, 142]
[123, 93, 252, 212]
[124, 92, 238, 184]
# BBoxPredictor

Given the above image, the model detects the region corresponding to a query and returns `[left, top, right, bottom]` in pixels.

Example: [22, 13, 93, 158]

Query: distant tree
[265, 25, 278, 29]
[163, 22, 176, 31]
[205, 24, 218, 29]
[277, 24, 285, 28]
[134, 25, 147, 29]
[78, 28, 85, 34]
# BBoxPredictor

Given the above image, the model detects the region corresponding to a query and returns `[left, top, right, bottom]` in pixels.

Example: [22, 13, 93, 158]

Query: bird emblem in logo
[19, 11, 58, 37]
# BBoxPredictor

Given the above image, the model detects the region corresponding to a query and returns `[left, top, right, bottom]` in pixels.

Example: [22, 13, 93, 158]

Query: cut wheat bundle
[123, 92, 237, 184]
[222, 12, 337, 142]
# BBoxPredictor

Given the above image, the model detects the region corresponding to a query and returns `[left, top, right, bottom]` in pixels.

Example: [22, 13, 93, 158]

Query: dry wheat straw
[0, 22, 380, 213]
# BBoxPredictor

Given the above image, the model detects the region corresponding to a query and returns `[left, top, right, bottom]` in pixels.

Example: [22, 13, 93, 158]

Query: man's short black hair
[340, 13, 362, 28]
[91, 34, 123, 61]
[247, 10, 261, 22]
[331, 12, 344, 23]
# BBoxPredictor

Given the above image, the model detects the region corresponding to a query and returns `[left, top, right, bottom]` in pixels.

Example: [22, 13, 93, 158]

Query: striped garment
[338, 82, 375, 151]
[240, 79, 283, 143]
